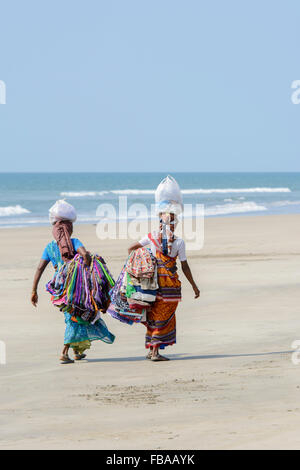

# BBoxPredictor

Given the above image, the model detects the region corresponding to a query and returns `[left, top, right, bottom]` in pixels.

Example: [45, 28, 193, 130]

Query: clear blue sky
[0, 0, 299, 172]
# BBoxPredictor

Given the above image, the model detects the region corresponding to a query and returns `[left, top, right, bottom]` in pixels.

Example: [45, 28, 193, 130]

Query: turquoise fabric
[64, 313, 115, 345]
[42, 238, 83, 270]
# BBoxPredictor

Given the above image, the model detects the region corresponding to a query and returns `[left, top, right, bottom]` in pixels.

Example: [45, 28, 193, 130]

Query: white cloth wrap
[155, 176, 183, 215]
[49, 200, 77, 224]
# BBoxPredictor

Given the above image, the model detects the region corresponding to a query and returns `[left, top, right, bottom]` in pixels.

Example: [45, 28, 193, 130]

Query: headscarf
[52, 220, 75, 262]
[159, 212, 177, 256]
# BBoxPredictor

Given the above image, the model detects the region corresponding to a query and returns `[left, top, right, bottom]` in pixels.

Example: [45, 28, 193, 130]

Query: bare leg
[62, 344, 70, 356]
[60, 344, 74, 364]
[146, 346, 153, 359]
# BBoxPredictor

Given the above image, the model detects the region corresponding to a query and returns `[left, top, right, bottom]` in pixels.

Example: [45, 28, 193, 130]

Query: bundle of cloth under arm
[107, 247, 158, 325]
[46, 254, 115, 323]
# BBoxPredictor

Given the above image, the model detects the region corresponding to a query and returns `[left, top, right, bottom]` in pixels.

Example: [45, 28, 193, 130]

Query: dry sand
[0, 214, 300, 450]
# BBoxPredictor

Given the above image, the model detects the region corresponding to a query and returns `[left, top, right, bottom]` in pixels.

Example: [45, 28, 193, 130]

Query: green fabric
[67, 263, 78, 301]
[71, 340, 91, 353]
[126, 272, 136, 298]
[96, 259, 115, 287]
[75, 316, 90, 326]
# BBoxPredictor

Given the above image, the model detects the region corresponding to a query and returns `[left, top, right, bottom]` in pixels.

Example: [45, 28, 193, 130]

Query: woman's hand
[193, 285, 200, 299]
[77, 247, 92, 267]
[31, 291, 38, 307]
[31, 259, 49, 308]
[181, 261, 200, 299]
[128, 242, 143, 255]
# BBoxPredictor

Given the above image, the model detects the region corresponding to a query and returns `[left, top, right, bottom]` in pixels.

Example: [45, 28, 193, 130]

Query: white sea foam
[204, 202, 267, 216]
[110, 189, 156, 195]
[60, 191, 108, 197]
[182, 187, 291, 194]
[79, 202, 267, 221]
[0, 205, 31, 217]
[106, 187, 291, 195]
[0, 218, 49, 227]
[271, 200, 300, 207]
[61, 187, 291, 198]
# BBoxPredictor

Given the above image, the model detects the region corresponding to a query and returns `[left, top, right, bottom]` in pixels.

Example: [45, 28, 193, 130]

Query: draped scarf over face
[52, 220, 75, 262]
[159, 212, 177, 256]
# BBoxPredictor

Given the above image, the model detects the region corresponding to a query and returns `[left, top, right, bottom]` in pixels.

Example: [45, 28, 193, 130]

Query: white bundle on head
[49, 199, 77, 225]
[155, 175, 183, 215]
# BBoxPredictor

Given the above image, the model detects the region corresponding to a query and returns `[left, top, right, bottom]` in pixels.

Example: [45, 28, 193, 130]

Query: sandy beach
[0, 213, 300, 450]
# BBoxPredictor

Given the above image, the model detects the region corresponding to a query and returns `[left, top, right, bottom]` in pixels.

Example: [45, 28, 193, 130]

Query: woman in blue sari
[31, 205, 115, 364]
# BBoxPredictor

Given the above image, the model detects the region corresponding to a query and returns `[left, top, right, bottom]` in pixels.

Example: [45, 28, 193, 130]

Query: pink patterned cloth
[126, 247, 155, 279]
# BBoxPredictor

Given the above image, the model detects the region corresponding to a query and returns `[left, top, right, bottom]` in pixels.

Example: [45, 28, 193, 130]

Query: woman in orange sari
[129, 213, 200, 362]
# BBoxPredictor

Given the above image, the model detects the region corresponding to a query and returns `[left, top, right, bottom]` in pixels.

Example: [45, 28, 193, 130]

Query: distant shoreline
[0, 172, 299, 228]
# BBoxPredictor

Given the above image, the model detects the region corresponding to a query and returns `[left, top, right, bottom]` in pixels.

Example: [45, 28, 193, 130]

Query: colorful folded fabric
[107, 267, 151, 324]
[46, 254, 115, 324]
[126, 247, 156, 279]
[107, 249, 158, 326]
[128, 299, 152, 309]
[130, 287, 157, 303]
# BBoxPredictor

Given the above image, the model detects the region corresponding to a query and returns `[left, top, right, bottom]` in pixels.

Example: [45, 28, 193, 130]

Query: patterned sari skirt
[145, 250, 181, 349]
[64, 313, 115, 351]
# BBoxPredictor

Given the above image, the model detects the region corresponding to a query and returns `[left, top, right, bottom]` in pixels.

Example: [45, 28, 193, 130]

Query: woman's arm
[77, 246, 92, 266]
[128, 242, 143, 255]
[181, 260, 200, 299]
[31, 259, 49, 307]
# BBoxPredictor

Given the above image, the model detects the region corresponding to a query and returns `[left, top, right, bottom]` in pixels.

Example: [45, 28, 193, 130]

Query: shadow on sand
[86, 350, 292, 363]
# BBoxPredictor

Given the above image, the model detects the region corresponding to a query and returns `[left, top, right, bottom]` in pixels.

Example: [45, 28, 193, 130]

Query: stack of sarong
[107, 248, 158, 325]
[46, 254, 115, 323]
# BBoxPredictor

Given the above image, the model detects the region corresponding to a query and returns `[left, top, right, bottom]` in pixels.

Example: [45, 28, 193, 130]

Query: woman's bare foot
[151, 354, 170, 362]
[74, 353, 87, 361]
[60, 355, 74, 364]
[151, 347, 169, 362]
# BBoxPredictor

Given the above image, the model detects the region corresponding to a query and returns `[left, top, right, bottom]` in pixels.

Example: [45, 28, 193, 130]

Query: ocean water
[0, 172, 299, 228]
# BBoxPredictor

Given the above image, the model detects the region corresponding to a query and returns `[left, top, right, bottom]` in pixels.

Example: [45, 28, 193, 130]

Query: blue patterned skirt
[64, 313, 115, 346]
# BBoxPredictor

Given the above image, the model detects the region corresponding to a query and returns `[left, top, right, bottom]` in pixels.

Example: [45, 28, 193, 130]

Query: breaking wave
[61, 187, 291, 198]
[0, 205, 31, 217]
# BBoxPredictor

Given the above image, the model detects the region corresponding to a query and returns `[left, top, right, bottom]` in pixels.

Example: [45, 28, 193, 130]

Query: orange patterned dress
[145, 236, 182, 349]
